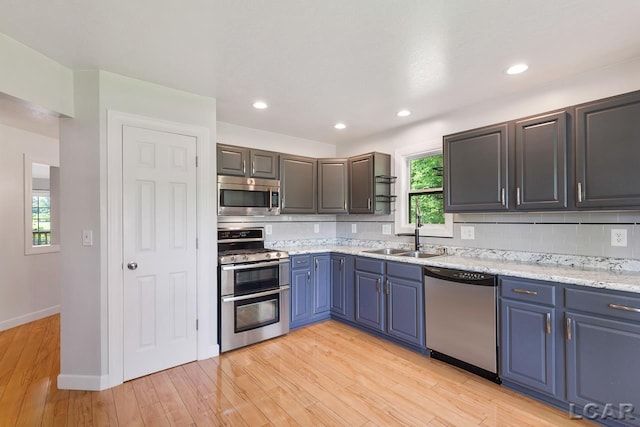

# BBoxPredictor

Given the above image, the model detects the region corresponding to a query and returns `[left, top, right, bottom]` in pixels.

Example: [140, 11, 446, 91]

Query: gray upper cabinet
[217, 144, 279, 179]
[514, 111, 568, 210]
[318, 159, 348, 214]
[444, 124, 510, 212]
[280, 154, 317, 214]
[575, 90, 640, 208]
[349, 152, 391, 214]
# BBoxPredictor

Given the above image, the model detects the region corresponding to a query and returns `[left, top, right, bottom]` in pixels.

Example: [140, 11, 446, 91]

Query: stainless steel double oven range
[217, 227, 290, 352]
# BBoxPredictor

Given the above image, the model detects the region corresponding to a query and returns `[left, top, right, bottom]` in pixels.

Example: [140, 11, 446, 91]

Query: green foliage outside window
[32, 194, 51, 245]
[409, 155, 444, 225]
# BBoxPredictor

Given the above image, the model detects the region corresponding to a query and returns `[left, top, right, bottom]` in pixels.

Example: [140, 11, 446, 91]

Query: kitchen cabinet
[514, 111, 569, 210]
[354, 257, 425, 347]
[330, 254, 354, 322]
[444, 123, 510, 212]
[280, 154, 317, 214]
[290, 254, 330, 329]
[565, 287, 640, 424]
[217, 144, 279, 179]
[348, 152, 392, 214]
[575, 91, 640, 208]
[499, 277, 563, 399]
[318, 159, 349, 214]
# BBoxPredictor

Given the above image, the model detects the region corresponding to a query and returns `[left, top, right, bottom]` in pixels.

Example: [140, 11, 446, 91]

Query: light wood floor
[0, 315, 589, 426]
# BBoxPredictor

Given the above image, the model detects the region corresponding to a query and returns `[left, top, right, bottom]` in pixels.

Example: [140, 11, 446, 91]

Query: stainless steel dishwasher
[424, 266, 499, 383]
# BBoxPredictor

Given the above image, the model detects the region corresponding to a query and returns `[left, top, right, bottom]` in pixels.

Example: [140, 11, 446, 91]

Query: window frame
[394, 147, 453, 238]
[24, 154, 60, 255]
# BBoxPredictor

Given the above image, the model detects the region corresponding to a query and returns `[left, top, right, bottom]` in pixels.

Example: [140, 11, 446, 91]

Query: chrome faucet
[414, 203, 422, 251]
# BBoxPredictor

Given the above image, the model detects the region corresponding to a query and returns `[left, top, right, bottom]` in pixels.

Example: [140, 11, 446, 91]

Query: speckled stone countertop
[269, 243, 640, 294]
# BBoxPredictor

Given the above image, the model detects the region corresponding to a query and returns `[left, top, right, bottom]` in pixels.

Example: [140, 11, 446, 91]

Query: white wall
[0, 123, 60, 330]
[217, 121, 336, 158]
[59, 70, 217, 389]
[0, 33, 74, 117]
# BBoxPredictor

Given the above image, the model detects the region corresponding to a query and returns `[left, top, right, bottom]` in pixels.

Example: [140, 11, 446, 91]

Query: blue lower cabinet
[330, 254, 354, 321]
[354, 258, 425, 348]
[290, 254, 331, 329]
[566, 312, 640, 425]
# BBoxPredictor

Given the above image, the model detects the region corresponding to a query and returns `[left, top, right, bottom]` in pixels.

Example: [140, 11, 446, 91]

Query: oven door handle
[222, 286, 290, 302]
[220, 259, 289, 271]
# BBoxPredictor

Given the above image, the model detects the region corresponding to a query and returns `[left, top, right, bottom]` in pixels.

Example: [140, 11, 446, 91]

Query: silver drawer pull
[608, 303, 640, 313]
[546, 313, 551, 335]
[566, 317, 572, 341]
[513, 288, 538, 296]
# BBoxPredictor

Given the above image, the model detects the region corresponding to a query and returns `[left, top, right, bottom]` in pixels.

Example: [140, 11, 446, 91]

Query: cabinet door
[500, 299, 560, 397]
[290, 268, 311, 326]
[575, 91, 640, 208]
[444, 123, 509, 212]
[331, 255, 355, 321]
[515, 112, 568, 210]
[349, 154, 374, 213]
[318, 159, 348, 213]
[280, 155, 317, 214]
[250, 149, 279, 179]
[387, 276, 425, 347]
[354, 271, 384, 331]
[312, 255, 331, 314]
[566, 312, 640, 423]
[217, 144, 248, 176]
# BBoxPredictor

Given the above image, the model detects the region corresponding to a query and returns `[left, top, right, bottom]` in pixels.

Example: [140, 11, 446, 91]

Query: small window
[32, 190, 52, 245]
[408, 154, 444, 225]
[24, 155, 60, 255]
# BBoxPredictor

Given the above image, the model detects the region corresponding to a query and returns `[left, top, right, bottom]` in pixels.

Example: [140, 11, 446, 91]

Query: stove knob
[266, 253, 271, 259]
[243, 255, 248, 261]
[230, 256, 236, 262]
[276, 252, 281, 258]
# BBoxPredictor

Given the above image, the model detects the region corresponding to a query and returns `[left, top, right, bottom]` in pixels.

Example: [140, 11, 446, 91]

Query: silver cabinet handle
[127, 262, 138, 270]
[376, 278, 381, 293]
[385, 279, 390, 295]
[252, 161, 255, 175]
[307, 271, 311, 281]
[315, 258, 318, 270]
[608, 303, 640, 313]
[546, 313, 551, 335]
[222, 286, 290, 302]
[242, 160, 246, 175]
[267, 187, 273, 212]
[340, 258, 344, 270]
[577, 182, 583, 203]
[344, 200, 347, 211]
[501, 188, 506, 206]
[516, 187, 521, 205]
[368, 198, 372, 210]
[513, 288, 538, 296]
[566, 317, 572, 341]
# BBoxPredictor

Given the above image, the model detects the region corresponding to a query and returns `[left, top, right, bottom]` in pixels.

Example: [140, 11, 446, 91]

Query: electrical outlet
[314, 223, 320, 233]
[611, 229, 627, 247]
[460, 226, 475, 240]
[382, 224, 392, 235]
[265, 224, 272, 235]
[351, 224, 357, 233]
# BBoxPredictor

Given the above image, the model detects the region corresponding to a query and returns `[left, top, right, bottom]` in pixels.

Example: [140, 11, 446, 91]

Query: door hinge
[195, 156, 199, 167]
[196, 319, 199, 330]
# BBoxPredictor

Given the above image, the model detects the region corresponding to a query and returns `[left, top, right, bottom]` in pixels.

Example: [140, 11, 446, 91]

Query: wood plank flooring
[0, 315, 589, 426]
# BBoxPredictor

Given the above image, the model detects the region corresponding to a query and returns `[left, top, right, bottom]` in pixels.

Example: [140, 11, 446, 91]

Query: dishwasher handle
[424, 266, 496, 287]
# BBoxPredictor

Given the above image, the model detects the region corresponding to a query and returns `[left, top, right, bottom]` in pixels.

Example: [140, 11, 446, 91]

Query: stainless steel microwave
[217, 175, 280, 216]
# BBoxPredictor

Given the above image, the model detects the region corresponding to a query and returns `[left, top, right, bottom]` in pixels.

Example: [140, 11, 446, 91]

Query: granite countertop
[273, 244, 640, 294]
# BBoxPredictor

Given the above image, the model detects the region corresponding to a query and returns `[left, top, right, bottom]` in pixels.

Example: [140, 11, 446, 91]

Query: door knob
[127, 262, 138, 270]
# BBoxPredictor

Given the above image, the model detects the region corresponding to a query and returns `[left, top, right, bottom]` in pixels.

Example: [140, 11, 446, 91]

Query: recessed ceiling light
[334, 123, 346, 130]
[506, 63, 529, 75]
[253, 101, 268, 109]
[397, 110, 411, 117]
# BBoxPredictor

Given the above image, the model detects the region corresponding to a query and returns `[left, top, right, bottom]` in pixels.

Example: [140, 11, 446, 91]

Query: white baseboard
[0, 305, 60, 332]
[199, 343, 220, 360]
[57, 373, 110, 391]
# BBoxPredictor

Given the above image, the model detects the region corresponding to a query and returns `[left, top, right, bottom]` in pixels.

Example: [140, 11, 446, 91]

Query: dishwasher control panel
[424, 266, 496, 286]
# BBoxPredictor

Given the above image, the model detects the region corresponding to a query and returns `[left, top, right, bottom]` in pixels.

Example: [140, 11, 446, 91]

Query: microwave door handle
[268, 187, 273, 212]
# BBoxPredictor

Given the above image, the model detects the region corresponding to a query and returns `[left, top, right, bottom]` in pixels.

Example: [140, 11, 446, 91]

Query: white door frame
[107, 110, 214, 388]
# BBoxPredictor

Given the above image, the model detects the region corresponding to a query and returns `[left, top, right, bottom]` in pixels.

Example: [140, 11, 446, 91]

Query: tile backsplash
[217, 211, 640, 260]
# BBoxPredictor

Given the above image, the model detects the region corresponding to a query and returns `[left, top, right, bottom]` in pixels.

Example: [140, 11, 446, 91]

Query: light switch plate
[351, 224, 357, 233]
[265, 224, 272, 235]
[82, 229, 93, 246]
[314, 223, 320, 233]
[382, 224, 392, 235]
[460, 226, 475, 240]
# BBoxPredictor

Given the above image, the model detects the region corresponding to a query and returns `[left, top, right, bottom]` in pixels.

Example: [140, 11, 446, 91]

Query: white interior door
[122, 125, 197, 381]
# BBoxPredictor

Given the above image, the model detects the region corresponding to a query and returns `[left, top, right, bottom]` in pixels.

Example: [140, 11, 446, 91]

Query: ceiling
[1, 0, 639, 144]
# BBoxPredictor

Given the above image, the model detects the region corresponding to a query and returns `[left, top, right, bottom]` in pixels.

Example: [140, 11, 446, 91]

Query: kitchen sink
[363, 248, 407, 255]
[396, 251, 442, 259]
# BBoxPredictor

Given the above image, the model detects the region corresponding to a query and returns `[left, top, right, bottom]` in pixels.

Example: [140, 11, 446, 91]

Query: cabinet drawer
[291, 255, 311, 270]
[566, 287, 640, 322]
[355, 257, 385, 274]
[500, 277, 556, 306]
[387, 262, 422, 282]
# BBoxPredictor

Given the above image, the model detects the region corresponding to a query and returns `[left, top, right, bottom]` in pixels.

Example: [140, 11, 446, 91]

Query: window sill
[25, 244, 60, 255]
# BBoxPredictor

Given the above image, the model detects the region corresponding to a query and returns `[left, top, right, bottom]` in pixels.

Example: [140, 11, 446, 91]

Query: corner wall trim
[0, 305, 60, 332]
[57, 374, 110, 391]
